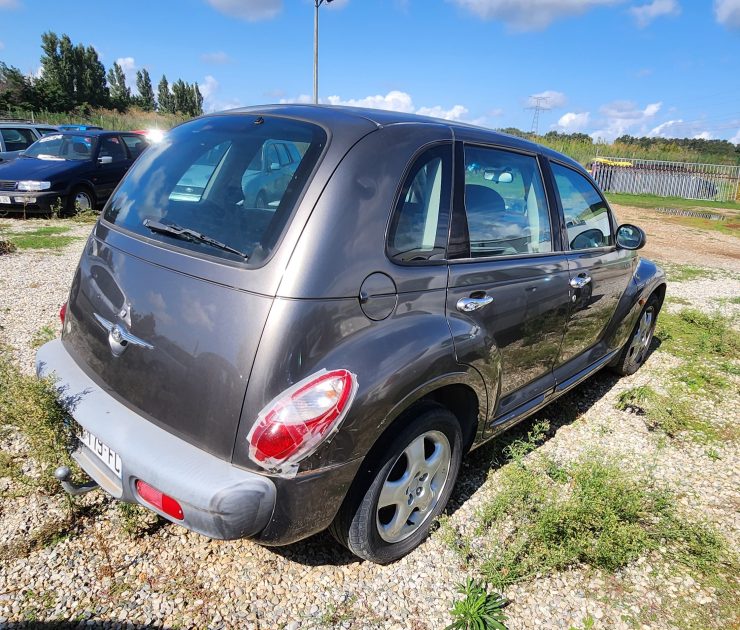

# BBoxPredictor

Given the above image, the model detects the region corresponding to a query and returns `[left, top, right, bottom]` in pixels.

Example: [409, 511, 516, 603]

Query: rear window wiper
[143, 219, 249, 260]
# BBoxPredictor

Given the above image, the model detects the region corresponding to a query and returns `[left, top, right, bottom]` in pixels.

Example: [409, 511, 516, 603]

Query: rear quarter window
[103, 115, 326, 265]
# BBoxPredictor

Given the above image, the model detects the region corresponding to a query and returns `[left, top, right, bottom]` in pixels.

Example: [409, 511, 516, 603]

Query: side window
[99, 136, 127, 162]
[1, 128, 36, 151]
[464, 146, 552, 258]
[387, 144, 452, 263]
[275, 143, 291, 166]
[266, 145, 280, 170]
[551, 162, 614, 251]
[122, 135, 148, 158]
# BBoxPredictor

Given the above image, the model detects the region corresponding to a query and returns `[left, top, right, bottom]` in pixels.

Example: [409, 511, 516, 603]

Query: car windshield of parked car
[103, 115, 326, 265]
[22, 134, 94, 161]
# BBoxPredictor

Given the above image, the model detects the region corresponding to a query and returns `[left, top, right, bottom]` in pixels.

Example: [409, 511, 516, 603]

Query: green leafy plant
[446, 578, 508, 630]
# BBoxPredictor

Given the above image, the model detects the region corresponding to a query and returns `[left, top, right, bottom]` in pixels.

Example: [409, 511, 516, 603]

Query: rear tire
[330, 404, 462, 564]
[611, 294, 660, 376]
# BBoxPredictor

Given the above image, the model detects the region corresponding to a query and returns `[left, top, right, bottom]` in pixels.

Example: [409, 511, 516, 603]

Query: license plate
[80, 429, 122, 478]
[0, 196, 10, 204]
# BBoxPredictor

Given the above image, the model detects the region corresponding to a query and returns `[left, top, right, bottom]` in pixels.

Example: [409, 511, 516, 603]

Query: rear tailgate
[62, 235, 272, 459]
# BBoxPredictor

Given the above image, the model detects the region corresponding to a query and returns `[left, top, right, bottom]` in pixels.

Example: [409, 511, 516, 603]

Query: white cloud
[648, 119, 683, 137]
[206, 0, 281, 21]
[197, 75, 244, 112]
[648, 118, 723, 140]
[589, 100, 662, 141]
[730, 129, 740, 145]
[280, 90, 482, 124]
[630, 0, 680, 27]
[416, 104, 471, 121]
[201, 51, 232, 64]
[115, 57, 137, 90]
[556, 111, 591, 131]
[714, 0, 740, 28]
[528, 90, 567, 109]
[448, 0, 626, 30]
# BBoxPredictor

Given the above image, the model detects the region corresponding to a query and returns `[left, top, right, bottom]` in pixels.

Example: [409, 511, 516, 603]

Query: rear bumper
[35, 339, 276, 540]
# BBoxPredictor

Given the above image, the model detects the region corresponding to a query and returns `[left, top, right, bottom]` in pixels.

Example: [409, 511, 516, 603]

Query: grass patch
[3, 226, 77, 250]
[655, 308, 740, 361]
[605, 192, 740, 213]
[616, 385, 726, 442]
[31, 324, 56, 349]
[661, 263, 717, 283]
[0, 344, 81, 494]
[473, 454, 727, 590]
[446, 578, 508, 630]
[666, 215, 739, 237]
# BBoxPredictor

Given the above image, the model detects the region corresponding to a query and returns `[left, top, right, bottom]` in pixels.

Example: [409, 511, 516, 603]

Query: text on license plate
[0, 196, 11, 204]
[80, 429, 122, 478]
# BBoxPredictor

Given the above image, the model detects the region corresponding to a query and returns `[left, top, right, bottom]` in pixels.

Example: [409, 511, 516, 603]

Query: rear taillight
[135, 479, 184, 520]
[247, 369, 358, 477]
[59, 302, 67, 324]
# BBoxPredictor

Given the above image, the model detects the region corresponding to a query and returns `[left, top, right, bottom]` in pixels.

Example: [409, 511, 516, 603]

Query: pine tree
[192, 83, 203, 116]
[135, 69, 155, 111]
[157, 75, 173, 114]
[107, 62, 131, 111]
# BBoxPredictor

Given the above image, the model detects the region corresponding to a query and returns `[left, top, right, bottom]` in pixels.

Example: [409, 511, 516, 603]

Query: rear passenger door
[446, 144, 572, 424]
[548, 161, 633, 374]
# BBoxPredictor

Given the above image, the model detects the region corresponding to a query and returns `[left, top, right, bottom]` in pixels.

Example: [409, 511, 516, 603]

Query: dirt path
[613, 204, 740, 271]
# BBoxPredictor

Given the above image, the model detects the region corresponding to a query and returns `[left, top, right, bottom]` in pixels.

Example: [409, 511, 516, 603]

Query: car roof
[211, 104, 583, 171]
[45, 130, 135, 137]
[0, 122, 52, 128]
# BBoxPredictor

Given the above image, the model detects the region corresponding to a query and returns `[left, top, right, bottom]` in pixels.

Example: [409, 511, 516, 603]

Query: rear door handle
[456, 295, 494, 313]
[569, 275, 592, 289]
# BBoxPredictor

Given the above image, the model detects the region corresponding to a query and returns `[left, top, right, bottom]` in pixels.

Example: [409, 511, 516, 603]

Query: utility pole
[526, 96, 549, 136]
[314, 0, 334, 104]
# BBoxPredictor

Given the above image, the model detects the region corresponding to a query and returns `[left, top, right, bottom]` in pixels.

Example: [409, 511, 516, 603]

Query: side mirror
[616, 224, 646, 250]
[98, 156, 113, 165]
[269, 162, 280, 172]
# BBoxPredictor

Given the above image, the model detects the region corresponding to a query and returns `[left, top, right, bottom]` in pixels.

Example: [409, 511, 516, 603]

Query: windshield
[103, 115, 327, 265]
[23, 134, 94, 161]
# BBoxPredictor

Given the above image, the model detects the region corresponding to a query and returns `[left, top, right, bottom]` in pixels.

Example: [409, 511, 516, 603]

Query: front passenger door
[95, 136, 131, 201]
[550, 162, 633, 373]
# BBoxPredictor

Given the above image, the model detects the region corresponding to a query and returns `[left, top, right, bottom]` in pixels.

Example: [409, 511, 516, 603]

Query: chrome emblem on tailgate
[94, 313, 154, 357]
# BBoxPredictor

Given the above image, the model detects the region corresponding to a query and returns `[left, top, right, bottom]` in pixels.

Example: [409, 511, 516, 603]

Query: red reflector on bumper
[135, 479, 184, 520]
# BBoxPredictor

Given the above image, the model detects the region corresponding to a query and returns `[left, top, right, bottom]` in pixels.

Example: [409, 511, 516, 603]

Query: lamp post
[314, 0, 333, 104]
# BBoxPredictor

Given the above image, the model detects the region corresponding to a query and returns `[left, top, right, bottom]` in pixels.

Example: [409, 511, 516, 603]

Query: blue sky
[1, 0, 739, 143]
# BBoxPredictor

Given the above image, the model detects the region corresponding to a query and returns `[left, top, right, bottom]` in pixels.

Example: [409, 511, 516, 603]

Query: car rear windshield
[103, 115, 327, 264]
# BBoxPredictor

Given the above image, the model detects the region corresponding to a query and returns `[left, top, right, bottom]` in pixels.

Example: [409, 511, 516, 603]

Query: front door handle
[569, 274, 592, 289]
[456, 294, 494, 313]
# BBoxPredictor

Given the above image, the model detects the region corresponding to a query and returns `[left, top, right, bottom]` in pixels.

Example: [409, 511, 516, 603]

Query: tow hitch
[54, 466, 99, 496]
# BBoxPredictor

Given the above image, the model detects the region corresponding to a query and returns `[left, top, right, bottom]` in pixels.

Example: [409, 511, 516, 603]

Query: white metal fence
[591, 157, 740, 203]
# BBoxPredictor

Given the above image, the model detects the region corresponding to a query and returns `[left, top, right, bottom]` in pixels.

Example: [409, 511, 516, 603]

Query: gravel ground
[0, 214, 738, 629]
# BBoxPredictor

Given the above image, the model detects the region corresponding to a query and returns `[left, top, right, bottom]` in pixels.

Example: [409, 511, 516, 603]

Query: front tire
[611, 294, 660, 376]
[330, 405, 462, 564]
[65, 186, 95, 217]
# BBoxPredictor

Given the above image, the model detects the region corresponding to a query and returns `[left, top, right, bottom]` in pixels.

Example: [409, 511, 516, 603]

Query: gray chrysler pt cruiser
[36, 105, 665, 563]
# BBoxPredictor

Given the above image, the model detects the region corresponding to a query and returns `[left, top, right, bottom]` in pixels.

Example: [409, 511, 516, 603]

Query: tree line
[0, 31, 203, 117]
